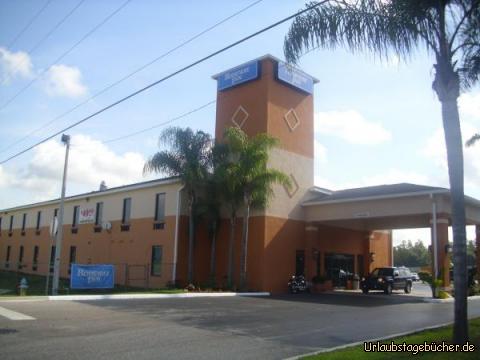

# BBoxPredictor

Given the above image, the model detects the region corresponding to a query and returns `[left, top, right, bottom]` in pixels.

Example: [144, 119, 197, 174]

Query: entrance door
[324, 253, 354, 287]
[295, 250, 305, 276]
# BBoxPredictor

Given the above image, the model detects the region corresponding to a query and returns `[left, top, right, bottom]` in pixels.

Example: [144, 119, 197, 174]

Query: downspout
[431, 193, 438, 279]
[172, 184, 185, 283]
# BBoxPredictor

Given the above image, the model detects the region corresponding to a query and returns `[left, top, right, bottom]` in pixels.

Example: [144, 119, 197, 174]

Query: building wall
[0, 180, 183, 288]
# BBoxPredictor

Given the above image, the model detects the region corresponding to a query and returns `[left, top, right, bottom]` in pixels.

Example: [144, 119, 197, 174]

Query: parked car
[361, 267, 413, 295]
[411, 272, 420, 281]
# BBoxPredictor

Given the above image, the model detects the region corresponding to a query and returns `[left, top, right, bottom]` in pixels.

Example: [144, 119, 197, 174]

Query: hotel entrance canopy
[302, 183, 480, 231]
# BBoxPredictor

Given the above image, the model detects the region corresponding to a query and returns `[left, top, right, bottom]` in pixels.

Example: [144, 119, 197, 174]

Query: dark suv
[361, 267, 413, 295]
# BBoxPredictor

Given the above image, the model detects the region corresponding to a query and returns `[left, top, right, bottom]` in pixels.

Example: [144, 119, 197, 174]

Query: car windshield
[371, 268, 393, 277]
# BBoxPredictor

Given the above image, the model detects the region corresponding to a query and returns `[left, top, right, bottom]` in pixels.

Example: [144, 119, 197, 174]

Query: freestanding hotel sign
[217, 60, 260, 91]
[70, 264, 115, 289]
[276, 62, 314, 94]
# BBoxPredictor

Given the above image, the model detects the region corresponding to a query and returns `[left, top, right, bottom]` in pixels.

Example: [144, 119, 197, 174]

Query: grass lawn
[0, 270, 184, 296]
[304, 318, 480, 359]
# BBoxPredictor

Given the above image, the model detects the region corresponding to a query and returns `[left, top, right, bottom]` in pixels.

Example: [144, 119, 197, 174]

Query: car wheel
[404, 282, 412, 294]
[384, 284, 392, 295]
[362, 288, 369, 294]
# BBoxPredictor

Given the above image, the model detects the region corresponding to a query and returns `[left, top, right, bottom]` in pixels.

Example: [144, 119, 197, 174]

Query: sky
[1, 0, 479, 245]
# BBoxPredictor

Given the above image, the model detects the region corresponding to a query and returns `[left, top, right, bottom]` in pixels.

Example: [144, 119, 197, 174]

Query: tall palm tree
[213, 141, 243, 288]
[224, 127, 291, 291]
[144, 127, 212, 285]
[284, 0, 479, 342]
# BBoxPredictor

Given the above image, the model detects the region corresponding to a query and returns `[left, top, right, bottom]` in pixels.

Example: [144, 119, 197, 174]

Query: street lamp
[52, 134, 71, 295]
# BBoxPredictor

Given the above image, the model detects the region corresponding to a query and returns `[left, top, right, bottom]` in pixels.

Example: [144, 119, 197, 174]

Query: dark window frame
[21, 213, 27, 231]
[95, 202, 103, 226]
[72, 206, 80, 227]
[151, 245, 163, 276]
[18, 245, 24, 269]
[122, 198, 131, 224]
[5, 245, 11, 268]
[154, 193, 166, 223]
[36, 211, 42, 230]
[9, 215, 14, 233]
[32, 246, 39, 271]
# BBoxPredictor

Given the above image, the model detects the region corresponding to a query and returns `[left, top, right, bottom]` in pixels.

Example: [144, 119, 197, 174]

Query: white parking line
[0, 306, 35, 320]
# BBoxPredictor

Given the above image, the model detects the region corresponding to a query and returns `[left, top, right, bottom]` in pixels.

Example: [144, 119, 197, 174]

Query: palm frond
[466, 133, 480, 147]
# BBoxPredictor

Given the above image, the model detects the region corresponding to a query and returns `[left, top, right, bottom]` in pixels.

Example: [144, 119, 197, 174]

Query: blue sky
[1, 0, 479, 244]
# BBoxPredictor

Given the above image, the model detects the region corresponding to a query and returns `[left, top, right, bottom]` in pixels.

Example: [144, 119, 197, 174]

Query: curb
[46, 291, 270, 301]
[422, 295, 480, 303]
[283, 321, 453, 360]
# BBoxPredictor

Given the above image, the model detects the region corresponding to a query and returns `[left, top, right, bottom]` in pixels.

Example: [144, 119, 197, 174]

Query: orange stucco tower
[212, 55, 318, 292]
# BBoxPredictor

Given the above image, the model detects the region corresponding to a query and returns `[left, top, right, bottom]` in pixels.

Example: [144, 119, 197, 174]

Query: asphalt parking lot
[1, 291, 480, 360]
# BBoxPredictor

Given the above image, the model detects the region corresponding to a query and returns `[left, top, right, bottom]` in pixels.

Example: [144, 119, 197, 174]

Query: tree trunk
[209, 220, 217, 287]
[433, 69, 468, 343]
[227, 213, 236, 288]
[187, 197, 195, 285]
[239, 195, 250, 291]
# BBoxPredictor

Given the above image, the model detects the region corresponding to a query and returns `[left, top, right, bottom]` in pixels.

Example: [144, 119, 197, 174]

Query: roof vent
[99, 181, 108, 191]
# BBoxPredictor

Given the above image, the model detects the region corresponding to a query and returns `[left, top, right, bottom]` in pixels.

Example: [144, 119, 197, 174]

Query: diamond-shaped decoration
[231, 105, 249, 129]
[284, 173, 299, 198]
[284, 109, 300, 132]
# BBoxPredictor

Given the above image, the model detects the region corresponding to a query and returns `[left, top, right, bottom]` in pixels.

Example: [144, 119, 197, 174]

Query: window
[151, 245, 163, 276]
[54, 208, 59, 218]
[69, 246, 76, 274]
[154, 193, 166, 222]
[36, 211, 42, 231]
[9, 215, 14, 233]
[0, 216, 2, 233]
[122, 198, 131, 224]
[49, 246, 56, 273]
[18, 245, 24, 269]
[95, 202, 103, 226]
[32, 246, 39, 271]
[121, 198, 131, 231]
[72, 206, 80, 227]
[21, 213, 27, 234]
[5, 246, 11, 268]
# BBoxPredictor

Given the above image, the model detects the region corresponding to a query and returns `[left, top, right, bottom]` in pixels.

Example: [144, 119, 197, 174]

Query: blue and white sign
[70, 264, 115, 289]
[217, 60, 260, 91]
[276, 62, 314, 94]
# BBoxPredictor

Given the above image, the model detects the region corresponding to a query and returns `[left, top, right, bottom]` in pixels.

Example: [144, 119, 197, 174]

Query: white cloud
[0, 47, 33, 83]
[315, 110, 392, 145]
[314, 140, 327, 163]
[423, 122, 480, 192]
[43, 64, 87, 98]
[459, 92, 480, 121]
[0, 135, 150, 205]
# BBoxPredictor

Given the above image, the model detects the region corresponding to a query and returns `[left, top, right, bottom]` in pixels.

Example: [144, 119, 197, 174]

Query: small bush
[438, 290, 451, 299]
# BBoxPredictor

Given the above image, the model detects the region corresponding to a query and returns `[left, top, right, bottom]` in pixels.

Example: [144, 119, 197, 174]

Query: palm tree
[223, 127, 291, 291]
[144, 127, 212, 285]
[213, 141, 243, 288]
[284, 0, 479, 342]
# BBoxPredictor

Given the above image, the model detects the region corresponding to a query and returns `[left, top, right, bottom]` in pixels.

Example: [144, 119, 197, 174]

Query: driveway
[1, 293, 479, 360]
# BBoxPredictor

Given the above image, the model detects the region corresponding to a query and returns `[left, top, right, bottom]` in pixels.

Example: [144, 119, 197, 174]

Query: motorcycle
[288, 275, 310, 294]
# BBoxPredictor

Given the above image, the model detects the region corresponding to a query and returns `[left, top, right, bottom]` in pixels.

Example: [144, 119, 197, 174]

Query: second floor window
[95, 202, 103, 226]
[154, 193, 166, 223]
[5, 245, 11, 266]
[18, 245, 24, 263]
[9, 215, 14, 232]
[22, 213, 27, 231]
[0, 216, 2, 232]
[36, 211, 42, 230]
[122, 198, 131, 224]
[72, 206, 80, 227]
[33, 246, 39, 271]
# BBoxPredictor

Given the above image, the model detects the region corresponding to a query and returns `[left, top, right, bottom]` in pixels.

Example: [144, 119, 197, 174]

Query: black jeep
[361, 267, 413, 295]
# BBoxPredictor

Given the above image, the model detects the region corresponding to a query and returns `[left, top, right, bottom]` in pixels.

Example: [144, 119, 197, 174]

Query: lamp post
[52, 134, 71, 295]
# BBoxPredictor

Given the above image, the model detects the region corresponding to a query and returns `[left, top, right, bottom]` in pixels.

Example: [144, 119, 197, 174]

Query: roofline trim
[211, 54, 320, 83]
[302, 189, 449, 206]
[1, 177, 182, 214]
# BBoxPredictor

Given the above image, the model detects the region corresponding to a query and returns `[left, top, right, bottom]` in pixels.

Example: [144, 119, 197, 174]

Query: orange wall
[0, 215, 178, 288]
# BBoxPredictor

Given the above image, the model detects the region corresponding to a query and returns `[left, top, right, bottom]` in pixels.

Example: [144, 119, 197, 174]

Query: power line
[70, 100, 216, 148]
[3, 0, 86, 84]
[0, 0, 327, 165]
[0, 0, 265, 155]
[6, 0, 53, 49]
[0, 0, 131, 111]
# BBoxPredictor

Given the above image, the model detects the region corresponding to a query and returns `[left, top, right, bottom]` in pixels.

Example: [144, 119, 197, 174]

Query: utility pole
[52, 134, 71, 295]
